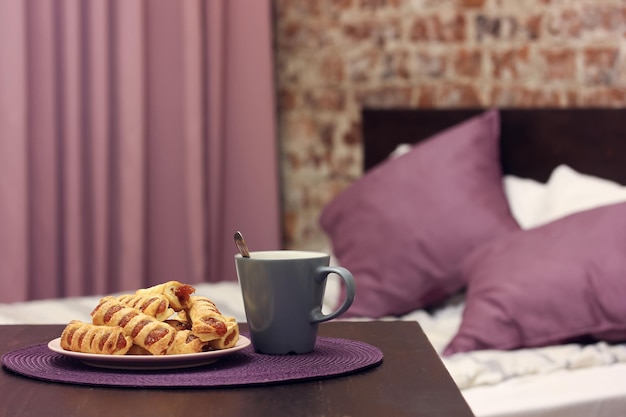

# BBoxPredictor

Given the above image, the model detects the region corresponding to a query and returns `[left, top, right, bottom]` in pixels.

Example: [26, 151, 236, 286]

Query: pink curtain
[0, 0, 280, 302]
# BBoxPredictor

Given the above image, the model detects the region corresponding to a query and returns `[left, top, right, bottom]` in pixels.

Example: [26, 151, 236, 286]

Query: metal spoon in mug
[234, 231, 251, 258]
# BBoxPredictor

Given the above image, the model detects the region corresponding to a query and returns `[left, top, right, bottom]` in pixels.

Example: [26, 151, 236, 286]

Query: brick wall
[274, 0, 626, 250]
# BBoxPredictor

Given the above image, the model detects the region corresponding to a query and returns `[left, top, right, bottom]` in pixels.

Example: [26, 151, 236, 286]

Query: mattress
[2, 279, 626, 417]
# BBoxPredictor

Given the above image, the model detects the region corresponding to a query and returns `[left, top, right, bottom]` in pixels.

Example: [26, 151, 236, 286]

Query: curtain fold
[0, 0, 29, 300]
[0, 0, 280, 302]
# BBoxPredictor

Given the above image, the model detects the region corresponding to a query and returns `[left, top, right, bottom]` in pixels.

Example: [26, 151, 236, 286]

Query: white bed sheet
[2, 280, 626, 417]
[463, 364, 626, 417]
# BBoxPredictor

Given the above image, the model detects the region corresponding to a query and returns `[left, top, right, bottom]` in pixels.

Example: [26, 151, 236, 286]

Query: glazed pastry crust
[187, 296, 228, 342]
[166, 330, 210, 354]
[91, 296, 175, 355]
[60, 320, 133, 355]
[135, 281, 195, 311]
[206, 317, 240, 350]
[117, 293, 175, 321]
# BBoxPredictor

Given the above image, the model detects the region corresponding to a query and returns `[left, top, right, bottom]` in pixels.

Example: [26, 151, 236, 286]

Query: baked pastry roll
[117, 293, 175, 321]
[91, 296, 175, 355]
[187, 296, 228, 341]
[167, 330, 210, 354]
[127, 344, 151, 355]
[164, 318, 191, 332]
[60, 320, 132, 355]
[206, 317, 240, 350]
[135, 280, 195, 311]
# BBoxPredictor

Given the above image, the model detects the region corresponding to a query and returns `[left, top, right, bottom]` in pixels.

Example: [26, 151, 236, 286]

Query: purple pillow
[320, 110, 520, 318]
[444, 201, 626, 355]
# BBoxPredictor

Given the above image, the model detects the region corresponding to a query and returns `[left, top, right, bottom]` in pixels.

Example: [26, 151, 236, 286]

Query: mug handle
[310, 266, 356, 323]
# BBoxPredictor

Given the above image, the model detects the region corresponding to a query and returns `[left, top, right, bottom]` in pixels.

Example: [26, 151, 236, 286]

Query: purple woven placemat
[1, 336, 383, 388]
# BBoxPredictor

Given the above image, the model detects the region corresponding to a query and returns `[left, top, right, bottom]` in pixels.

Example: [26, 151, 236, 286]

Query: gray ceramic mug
[235, 250, 356, 354]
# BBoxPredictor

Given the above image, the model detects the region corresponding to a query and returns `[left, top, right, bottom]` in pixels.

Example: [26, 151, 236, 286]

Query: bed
[4, 108, 626, 417]
[348, 108, 626, 417]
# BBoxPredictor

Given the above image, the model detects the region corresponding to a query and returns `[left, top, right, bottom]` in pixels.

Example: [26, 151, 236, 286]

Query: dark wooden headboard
[362, 108, 626, 185]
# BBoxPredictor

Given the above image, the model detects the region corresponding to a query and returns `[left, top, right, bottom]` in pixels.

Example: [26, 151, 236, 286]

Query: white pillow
[389, 143, 413, 158]
[544, 164, 626, 222]
[503, 176, 548, 230]
[504, 165, 626, 229]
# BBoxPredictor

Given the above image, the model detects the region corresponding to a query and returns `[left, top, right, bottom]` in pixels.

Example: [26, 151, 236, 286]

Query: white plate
[47, 336, 251, 370]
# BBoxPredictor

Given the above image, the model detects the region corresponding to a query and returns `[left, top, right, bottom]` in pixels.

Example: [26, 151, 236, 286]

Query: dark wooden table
[0, 321, 473, 417]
